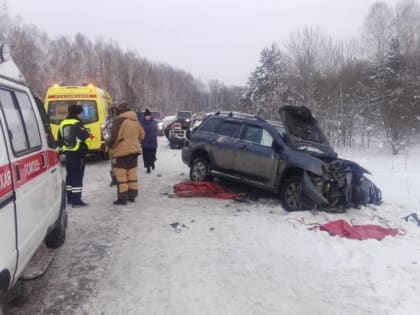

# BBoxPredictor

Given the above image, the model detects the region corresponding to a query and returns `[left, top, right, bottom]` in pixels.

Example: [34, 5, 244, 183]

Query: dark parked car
[137, 110, 164, 135]
[182, 107, 382, 212]
[168, 121, 188, 149]
[163, 115, 177, 139]
[176, 110, 193, 128]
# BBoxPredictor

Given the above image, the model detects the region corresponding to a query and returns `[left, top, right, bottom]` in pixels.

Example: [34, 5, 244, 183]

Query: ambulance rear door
[0, 105, 17, 289]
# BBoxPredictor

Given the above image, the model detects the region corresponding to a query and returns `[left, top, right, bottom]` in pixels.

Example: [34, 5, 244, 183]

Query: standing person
[140, 109, 158, 173]
[103, 103, 118, 186]
[102, 103, 117, 143]
[109, 101, 145, 205]
[57, 104, 91, 208]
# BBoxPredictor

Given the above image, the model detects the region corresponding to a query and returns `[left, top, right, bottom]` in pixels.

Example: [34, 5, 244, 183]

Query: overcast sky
[7, 0, 400, 86]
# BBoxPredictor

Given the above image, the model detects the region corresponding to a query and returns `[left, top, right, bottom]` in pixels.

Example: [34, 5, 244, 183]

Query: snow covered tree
[242, 44, 290, 119]
[372, 38, 420, 154]
[394, 0, 420, 57]
[363, 2, 394, 62]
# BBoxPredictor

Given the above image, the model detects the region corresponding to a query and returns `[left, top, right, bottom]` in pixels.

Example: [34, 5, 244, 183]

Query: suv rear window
[243, 125, 273, 147]
[151, 112, 161, 120]
[177, 111, 192, 118]
[217, 121, 242, 138]
[198, 118, 221, 133]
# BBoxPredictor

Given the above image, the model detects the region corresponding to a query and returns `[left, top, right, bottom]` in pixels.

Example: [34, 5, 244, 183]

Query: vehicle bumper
[88, 142, 107, 154]
[302, 172, 328, 206]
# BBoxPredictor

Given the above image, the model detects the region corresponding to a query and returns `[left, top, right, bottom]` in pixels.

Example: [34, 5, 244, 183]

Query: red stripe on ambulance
[9, 150, 60, 191]
[0, 164, 13, 199]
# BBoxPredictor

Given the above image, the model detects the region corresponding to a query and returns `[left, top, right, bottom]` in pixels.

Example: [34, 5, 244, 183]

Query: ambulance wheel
[45, 208, 67, 249]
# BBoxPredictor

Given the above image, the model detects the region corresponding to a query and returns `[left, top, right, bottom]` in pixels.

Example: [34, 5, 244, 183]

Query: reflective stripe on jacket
[58, 118, 88, 152]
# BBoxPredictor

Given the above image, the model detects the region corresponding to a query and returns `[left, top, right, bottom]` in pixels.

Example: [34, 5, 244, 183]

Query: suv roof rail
[213, 111, 266, 122]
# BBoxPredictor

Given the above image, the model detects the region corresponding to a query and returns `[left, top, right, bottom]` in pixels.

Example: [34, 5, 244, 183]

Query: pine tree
[375, 38, 419, 154]
[242, 44, 290, 120]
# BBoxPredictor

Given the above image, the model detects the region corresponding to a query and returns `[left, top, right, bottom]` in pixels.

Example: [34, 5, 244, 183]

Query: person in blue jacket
[140, 109, 158, 173]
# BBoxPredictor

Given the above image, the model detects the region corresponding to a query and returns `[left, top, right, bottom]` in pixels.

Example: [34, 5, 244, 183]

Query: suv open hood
[279, 106, 335, 155]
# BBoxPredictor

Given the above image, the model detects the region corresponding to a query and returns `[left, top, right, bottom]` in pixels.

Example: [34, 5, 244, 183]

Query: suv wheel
[280, 176, 304, 211]
[190, 157, 211, 182]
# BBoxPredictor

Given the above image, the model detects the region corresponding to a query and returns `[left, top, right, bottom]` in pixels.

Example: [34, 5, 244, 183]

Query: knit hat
[144, 108, 152, 117]
[68, 104, 83, 117]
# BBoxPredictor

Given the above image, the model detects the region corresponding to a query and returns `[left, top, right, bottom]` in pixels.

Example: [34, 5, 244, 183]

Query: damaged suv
[182, 106, 382, 212]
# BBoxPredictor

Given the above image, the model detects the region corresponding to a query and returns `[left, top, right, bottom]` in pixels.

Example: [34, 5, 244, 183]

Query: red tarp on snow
[314, 219, 403, 241]
[173, 181, 244, 199]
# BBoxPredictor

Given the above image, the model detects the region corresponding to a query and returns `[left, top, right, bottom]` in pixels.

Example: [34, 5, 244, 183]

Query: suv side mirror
[272, 140, 283, 153]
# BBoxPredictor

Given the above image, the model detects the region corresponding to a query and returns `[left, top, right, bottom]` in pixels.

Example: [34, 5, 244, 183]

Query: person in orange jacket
[108, 101, 145, 205]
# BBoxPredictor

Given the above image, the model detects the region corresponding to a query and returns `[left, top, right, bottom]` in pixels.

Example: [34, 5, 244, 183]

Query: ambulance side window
[15, 92, 42, 148]
[0, 89, 28, 153]
[31, 91, 56, 148]
[0, 89, 42, 155]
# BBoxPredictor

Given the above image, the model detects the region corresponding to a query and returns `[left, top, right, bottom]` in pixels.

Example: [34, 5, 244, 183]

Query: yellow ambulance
[44, 85, 112, 158]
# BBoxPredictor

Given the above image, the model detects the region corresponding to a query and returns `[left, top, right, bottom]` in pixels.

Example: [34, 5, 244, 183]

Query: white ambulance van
[0, 43, 67, 313]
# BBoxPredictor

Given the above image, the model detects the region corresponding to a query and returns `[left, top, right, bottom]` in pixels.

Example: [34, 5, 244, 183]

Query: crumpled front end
[302, 159, 382, 212]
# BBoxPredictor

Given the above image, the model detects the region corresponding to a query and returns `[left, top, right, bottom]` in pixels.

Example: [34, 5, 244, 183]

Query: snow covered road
[9, 139, 420, 315]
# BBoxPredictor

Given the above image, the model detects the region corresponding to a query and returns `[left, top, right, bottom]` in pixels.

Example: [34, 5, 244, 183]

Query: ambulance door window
[15, 92, 42, 149]
[31, 91, 56, 148]
[0, 89, 28, 154]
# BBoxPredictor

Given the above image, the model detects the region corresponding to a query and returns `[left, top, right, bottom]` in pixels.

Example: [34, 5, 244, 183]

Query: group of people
[58, 102, 159, 207]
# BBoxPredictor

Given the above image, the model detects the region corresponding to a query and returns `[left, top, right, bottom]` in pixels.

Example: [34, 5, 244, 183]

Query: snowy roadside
[82, 139, 420, 315]
[10, 138, 420, 315]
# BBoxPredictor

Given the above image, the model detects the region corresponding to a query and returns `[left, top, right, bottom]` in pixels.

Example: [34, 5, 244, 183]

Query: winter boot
[72, 200, 89, 208]
[113, 199, 127, 205]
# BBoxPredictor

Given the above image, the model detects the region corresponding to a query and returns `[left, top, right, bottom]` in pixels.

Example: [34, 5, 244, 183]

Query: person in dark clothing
[139, 109, 158, 173]
[57, 104, 91, 207]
